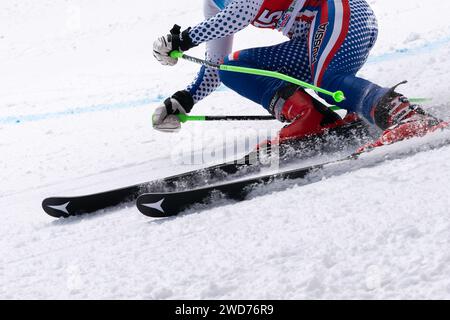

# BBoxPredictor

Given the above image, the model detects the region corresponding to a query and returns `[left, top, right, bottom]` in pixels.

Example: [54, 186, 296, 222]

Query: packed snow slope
[1, 0, 450, 299]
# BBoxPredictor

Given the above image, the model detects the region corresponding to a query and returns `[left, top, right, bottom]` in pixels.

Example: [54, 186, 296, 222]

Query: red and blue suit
[185, 0, 389, 125]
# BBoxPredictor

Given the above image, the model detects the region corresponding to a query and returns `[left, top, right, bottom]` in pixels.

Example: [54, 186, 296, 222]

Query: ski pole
[410, 98, 432, 103]
[177, 108, 341, 123]
[177, 96, 430, 123]
[177, 114, 275, 123]
[170, 50, 346, 103]
[170, 51, 431, 112]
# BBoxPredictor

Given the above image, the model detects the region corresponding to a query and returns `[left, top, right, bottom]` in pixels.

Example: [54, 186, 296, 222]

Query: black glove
[152, 90, 194, 132]
[153, 25, 197, 66]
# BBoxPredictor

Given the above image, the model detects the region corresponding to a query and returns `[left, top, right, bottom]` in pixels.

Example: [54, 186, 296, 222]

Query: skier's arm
[153, 0, 262, 65]
[153, 0, 234, 131]
[152, 0, 262, 132]
[173, 0, 263, 104]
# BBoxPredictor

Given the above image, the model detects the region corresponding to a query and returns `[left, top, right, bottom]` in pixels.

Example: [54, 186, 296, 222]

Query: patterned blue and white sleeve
[185, 0, 262, 104]
[189, 0, 262, 46]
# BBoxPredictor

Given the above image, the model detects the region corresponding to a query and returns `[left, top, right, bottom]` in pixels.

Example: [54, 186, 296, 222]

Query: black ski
[41, 153, 258, 218]
[136, 130, 450, 218]
[136, 155, 355, 217]
[42, 117, 368, 218]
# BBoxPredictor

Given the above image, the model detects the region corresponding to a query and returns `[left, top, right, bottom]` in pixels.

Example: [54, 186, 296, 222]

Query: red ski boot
[358, 82, 448, 153]
[270, 85, 359, 144]
[257, 85, 363, 159]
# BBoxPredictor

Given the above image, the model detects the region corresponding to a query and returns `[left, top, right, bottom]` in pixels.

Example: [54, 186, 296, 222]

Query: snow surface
[1, 0, 450, 299]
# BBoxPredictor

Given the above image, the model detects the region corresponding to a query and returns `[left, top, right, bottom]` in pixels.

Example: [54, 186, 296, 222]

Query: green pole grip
[170, 51, 184, 59]
[177, 114, 206, 123]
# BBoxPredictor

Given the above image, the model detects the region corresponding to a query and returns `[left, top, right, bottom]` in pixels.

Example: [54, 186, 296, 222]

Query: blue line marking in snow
[0, 97, 159, 125]
[1, 36, 449, 126]
[367, 35, 450, 65]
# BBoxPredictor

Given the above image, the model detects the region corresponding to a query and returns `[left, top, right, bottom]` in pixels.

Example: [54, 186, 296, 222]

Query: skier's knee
[318, 74, 353, 108]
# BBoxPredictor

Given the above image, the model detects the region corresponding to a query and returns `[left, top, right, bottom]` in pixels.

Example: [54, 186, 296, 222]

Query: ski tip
[42, 198, 72, 218]
[136, 194, 175, 218]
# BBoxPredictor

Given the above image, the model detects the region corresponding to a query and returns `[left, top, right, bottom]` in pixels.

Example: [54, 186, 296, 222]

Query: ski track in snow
[1, 0, 450, 299]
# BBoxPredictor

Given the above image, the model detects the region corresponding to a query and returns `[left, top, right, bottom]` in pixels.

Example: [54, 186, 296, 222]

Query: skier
[152, 0, 447, 151]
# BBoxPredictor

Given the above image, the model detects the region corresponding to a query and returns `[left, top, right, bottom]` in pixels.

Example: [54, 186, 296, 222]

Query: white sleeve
[186, 0, 236, 104]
